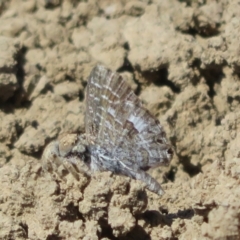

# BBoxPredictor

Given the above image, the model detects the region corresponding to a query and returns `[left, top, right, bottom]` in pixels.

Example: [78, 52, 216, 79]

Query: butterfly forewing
[86, 65, 138, 145]
[85, 65, 173, 170]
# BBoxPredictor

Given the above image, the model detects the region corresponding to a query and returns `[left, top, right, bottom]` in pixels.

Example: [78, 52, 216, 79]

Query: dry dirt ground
[0, 0, 240, 239]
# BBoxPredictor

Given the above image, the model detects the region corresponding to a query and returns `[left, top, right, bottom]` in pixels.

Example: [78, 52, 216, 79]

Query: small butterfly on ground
[42, 65, 173, 195]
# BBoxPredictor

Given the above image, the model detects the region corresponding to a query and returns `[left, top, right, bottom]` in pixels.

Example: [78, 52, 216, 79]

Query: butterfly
[42, 65, 173, 195]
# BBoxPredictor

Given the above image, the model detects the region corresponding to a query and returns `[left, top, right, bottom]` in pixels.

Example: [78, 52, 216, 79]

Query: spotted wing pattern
[85, 65, 173, 195]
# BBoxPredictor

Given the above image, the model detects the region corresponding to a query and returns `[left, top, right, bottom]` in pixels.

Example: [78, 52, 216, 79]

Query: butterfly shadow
[141, 208, 195, 227]
[118, 208, 194, 240]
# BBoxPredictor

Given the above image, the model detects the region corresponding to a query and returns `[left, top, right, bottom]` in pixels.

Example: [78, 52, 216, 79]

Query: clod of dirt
[0, 36, 20, 102]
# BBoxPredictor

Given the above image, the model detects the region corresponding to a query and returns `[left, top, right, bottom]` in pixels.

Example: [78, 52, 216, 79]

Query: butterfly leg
[42, 141, 63, 174]
[64, 155, 92, 178]
[59, 156, 81, 180]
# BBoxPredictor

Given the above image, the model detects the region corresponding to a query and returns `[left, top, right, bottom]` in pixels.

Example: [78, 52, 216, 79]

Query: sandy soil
[0, 0, 240, 239]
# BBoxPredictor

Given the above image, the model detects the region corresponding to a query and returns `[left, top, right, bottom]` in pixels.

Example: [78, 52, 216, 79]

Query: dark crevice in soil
[180, 155, 202, 177]
[59, 202, 84, 222]
[46, 235, 61, 240]
[165, 166, 177, 182]
[191, 59, 226, 99]
[200, 66, 225, 98]
[142, 68, 181, 93]
[117, 58, 134, 73]
[100, 219, 117, 240]
[124, 225, 151, 240]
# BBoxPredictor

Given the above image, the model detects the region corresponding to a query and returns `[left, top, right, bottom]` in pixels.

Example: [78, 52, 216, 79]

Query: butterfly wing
[85, 65, 173, 170]
[85, 65, 139, 144]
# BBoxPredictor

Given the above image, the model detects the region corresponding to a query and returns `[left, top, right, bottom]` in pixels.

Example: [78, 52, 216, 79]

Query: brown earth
[0, 0, 240, 239]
